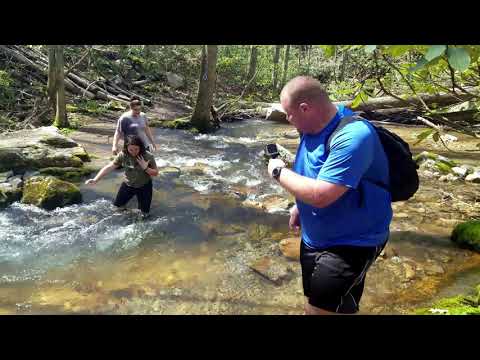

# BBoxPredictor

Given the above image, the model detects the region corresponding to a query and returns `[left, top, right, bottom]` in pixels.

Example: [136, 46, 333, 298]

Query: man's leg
[304, 297, 339, 315]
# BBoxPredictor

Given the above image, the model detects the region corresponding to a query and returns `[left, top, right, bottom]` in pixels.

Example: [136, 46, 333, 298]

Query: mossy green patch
[451, 220, 480, 252]
[413, 285, 480, 315]
[39, 166, 97, 182]
[21, 176, 82, 210]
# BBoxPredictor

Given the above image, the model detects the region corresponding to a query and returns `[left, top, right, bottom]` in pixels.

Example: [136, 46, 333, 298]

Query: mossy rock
[435, 161, 453, 174]
[40, 134, 78, 148]
[451, 220, 480, 252]
[160, 118, 192, 130]
[21, 176, 82, 210]
[66, 104, 79, 113]
[71, 147, 90, 162]
[413, 285, 480, 315]
[39, 166, 97, 182]
[157, 166, 181, 180]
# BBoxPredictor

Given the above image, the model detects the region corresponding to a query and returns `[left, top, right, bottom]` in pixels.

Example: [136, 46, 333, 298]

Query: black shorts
[113, 180, 153, 214]
[300, 240, 386, 314]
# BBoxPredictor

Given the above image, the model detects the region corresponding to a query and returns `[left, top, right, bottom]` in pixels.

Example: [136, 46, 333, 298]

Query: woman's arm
[85, 162, 119, 185]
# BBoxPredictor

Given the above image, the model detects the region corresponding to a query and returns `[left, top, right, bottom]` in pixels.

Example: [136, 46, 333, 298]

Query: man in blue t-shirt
[267, 76, 392, 314]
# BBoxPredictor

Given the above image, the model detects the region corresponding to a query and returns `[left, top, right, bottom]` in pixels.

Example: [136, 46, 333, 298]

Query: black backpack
[327, 115, 419, 202]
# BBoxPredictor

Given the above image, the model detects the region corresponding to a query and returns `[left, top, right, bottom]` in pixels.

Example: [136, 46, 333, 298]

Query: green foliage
[414, 129, 435, 145]
[0, 70, 14, 107]
[447, 46, 471, 72]
[424, 45, 446, 61]
[76, 99, 108, 115]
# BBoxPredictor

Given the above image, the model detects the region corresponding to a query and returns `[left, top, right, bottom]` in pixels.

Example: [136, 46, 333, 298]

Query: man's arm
[272, 165, 348, 208]
[268, 122, 375, 208]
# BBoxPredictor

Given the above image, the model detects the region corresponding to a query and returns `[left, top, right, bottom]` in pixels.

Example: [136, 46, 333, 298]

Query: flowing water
[1, 119, 480, 315]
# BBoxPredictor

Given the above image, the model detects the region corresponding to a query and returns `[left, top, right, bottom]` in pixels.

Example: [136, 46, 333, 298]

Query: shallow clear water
[1, 119, 480, 315]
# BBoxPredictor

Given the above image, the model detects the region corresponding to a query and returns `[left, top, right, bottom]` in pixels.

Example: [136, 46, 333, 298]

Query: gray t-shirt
[116, 110, 152, 148]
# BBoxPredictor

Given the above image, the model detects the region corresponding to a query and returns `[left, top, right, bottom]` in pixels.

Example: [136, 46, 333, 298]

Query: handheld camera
[264, 143, 279, 159]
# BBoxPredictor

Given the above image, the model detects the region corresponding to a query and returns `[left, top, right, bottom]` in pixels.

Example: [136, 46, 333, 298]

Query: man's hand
[85, 179, 97, 186]
[151, 143, 157, 152]
[112, 145, 119, 156]
[289, 205, 300, 233]
[268, 158, 286, 178]
[136, 155, 149, 170]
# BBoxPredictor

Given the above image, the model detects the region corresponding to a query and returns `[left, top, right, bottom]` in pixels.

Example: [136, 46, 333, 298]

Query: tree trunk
[336, 91, 478, 112]
[53, 45, 69, 128]
[280, 45, 290, 89]
[246, 45, 258, 83]
[272, 45, 281, 91]
[47, 46, 57, 111]
[191, 45, 218, 133]
[306, 45, 311, 75]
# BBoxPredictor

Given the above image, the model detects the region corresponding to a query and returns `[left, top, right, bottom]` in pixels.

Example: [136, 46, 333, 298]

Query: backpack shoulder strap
[326, 114, 364, 151]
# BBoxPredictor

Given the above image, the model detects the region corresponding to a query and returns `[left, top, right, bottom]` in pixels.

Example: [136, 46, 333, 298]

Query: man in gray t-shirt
[112, 98, 157, 155]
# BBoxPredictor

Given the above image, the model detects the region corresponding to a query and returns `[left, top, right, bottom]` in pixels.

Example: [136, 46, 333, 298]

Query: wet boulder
[265, 104, 287, 123]
[451, 221, 480, 252]
[157, 166, 181, 180]
[0, 126, 90, 172]
[21, 176, 82, 210]
[0, 182, 22, 208]
[465, 171, 480, 184]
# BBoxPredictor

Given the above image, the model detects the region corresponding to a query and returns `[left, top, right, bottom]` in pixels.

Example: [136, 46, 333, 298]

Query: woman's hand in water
[85, 179, 97, 185]
[136, 155, 149, 170]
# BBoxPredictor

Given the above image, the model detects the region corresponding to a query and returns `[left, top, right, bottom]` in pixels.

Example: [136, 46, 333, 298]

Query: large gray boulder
[166, 72, 185, 89]
[0, 126, 90, 172]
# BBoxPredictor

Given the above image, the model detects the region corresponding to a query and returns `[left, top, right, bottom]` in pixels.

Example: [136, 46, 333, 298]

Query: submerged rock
[157, 166, 181, 180]
[248, 256, 292, 285]
[21, 176, 82, 210]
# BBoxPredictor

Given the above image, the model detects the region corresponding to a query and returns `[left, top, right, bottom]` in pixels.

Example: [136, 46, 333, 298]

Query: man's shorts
[300, 239, 386, 314]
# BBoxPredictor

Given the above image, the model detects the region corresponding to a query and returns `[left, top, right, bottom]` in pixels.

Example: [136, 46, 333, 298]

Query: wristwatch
[272, 166, 284, 180]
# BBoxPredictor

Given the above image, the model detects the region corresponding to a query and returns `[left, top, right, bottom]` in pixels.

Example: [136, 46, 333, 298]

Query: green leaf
[425, 45, 446, 61]
[351, 91, 369, 109]
[322, 45, 336, 58]
[432, 132, 440, 142]
[414, 129, 434, 145]
[364, 45, 377, 54]
[447, 47, 471, 72]
[385, 45, 412, 57]
[409, 58, 429, 72]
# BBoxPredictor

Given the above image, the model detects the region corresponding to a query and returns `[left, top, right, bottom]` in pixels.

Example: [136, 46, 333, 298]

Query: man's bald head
[280, 76, 331, 108]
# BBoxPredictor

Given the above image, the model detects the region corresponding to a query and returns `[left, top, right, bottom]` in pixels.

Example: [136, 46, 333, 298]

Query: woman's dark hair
[130, 96, 142, 108]
[124, 135, 146, 155]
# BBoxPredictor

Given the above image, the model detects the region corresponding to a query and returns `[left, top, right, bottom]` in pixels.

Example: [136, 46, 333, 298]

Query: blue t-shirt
[293, 105, 392, 250]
